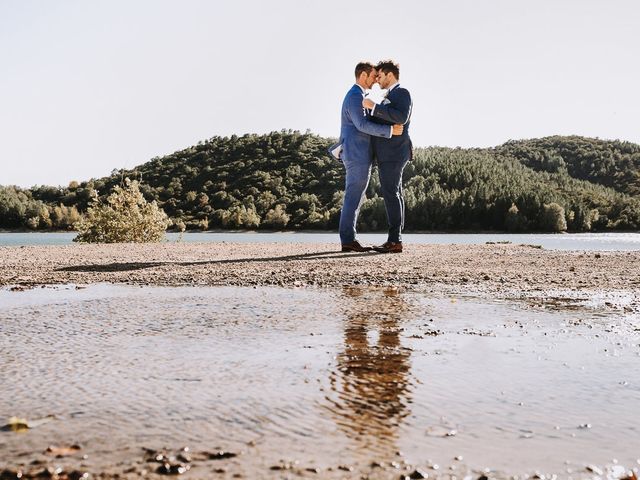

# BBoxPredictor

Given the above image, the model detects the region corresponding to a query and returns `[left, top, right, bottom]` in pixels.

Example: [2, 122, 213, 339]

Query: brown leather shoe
[341, 240, 373, 252]
[373, 241, 403, 253]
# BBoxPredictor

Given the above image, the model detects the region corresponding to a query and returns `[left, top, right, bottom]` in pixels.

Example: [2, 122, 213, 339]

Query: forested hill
[2, 131, 640, 232]
[494, 136, 640, 196]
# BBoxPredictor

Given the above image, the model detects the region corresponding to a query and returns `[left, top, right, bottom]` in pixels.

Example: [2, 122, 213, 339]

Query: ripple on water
[1, 284, 639, 475]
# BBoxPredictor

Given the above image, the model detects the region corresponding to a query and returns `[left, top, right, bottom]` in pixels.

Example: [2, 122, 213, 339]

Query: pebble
[207, 451, 237, 460]
[586, 465, 603, 475]
[407, 469, 428, 479]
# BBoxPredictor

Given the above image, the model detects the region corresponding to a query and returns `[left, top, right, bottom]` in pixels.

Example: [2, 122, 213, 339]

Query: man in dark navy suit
[334, 62, 404, 252]
[363, 60, 413, 254]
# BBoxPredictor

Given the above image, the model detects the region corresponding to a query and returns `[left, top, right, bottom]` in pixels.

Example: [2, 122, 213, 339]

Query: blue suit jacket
[334, 84, 392, 163]
[371, 85, 413, 163]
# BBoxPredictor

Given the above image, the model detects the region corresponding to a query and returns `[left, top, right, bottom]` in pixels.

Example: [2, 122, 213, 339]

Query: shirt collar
[387, 82, 400, 92]
[355, 83, 366, 94]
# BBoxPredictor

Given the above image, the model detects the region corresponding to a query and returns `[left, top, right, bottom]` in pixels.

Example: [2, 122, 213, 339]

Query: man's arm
[368, 89, 412, 125]
[346, 93, 393, 138]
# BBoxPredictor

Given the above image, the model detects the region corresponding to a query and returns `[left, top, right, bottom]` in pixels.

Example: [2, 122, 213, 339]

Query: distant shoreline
[2, 228, 638, 234]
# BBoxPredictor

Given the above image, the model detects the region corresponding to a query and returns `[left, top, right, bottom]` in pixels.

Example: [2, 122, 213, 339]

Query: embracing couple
[331, 60, 413, 254]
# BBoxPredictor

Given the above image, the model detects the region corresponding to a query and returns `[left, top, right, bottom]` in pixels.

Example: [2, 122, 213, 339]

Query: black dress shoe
[341, 240, 373, 252]
[373, 241, 403, 253]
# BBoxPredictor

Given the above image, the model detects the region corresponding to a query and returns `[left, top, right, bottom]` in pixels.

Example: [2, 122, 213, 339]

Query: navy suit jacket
[371, 85, 413, 163]
[336, 84, 392, 164]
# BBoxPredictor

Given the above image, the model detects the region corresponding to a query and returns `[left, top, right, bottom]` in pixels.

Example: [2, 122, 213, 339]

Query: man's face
[377, 70, 392, 89]
[364, 68, 378, 89]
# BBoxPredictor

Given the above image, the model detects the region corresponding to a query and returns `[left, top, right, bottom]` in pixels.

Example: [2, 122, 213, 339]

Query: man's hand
[392, 124, 404, 136]
[362, 98, 375, 109]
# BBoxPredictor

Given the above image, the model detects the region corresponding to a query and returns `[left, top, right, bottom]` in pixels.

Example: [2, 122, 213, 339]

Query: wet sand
[1, 242, 640, 312]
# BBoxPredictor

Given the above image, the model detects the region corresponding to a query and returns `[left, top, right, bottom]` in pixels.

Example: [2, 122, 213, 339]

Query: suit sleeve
[346, 93, 392, 138]
[372, 89, 412, 125]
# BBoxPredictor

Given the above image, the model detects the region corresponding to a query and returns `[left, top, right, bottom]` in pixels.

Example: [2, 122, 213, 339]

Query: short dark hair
[376, 60, 400, 80]
[355, 62, 375, 79]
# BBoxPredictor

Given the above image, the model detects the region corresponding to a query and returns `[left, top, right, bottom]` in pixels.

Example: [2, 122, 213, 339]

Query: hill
[2, 131, 639, 232]
[494, 136, 640, 196]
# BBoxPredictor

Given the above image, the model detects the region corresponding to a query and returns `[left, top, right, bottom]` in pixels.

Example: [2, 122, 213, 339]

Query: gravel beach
[2, 242, 640, 312]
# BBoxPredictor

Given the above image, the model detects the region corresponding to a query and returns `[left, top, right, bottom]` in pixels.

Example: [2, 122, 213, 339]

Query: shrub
[74, 179, 170, 243]
[505, 203, 527, 232]
[540, 202, 567, 232]
[262, 204, 289, 229]
[223, 205, 261, 228]
[51, 204, 81, 230]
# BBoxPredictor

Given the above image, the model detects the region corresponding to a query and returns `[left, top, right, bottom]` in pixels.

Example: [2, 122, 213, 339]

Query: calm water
[1, 285, 639, 477]
[1, 231, 640, 250]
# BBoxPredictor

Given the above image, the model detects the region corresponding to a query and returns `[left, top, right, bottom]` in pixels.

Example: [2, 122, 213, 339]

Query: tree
[74, 179, 170, 243]
[505, 203, 526, 232]
[51, 204, 82, 230]
[10, 131, 640, 233]
[0, 186, 27, 227]
[262, 204, 290, 229]
[540, 203, 567, 232]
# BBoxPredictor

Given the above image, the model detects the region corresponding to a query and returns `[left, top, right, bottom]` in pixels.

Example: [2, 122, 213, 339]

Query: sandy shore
[2, 242, 640, 312]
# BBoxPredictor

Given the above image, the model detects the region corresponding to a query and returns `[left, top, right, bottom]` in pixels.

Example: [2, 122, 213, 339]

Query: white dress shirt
[371, 83, 400, 116]
[358, 84, 393, 137]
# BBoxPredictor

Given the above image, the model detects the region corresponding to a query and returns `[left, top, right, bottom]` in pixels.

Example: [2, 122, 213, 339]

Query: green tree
[505, 203, 527, 232]
[262, 204, 290, 229]
[10, 131, 640, 233]
[540, 203, 567, 232]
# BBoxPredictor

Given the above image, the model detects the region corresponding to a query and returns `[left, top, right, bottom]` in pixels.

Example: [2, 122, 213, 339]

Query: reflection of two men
[326, 287, 413, 456]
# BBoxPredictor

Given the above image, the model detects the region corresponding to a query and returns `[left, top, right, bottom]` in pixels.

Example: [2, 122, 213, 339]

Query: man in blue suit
[363, 60, 413, 253]
[336, 62, 404, 252]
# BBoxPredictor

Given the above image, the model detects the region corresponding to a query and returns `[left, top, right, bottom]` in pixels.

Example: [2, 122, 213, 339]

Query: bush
[540, 202, 567, 232]
[262, 204, 290, 228]
[505, 203, 527, 232]
[171, 219, 186, 232]
[51, 204, 81, 230]
[358, 196, 387, 231]
[74, 179, 170, 243]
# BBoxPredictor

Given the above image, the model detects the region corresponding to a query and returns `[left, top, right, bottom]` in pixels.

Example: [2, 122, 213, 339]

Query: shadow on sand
[56, 250, 380, 273]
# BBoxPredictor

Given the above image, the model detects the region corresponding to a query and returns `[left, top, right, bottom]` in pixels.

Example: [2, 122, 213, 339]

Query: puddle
[1, 284, 639, 478]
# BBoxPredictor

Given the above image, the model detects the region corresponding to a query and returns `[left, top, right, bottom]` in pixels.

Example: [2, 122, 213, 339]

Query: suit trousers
[378, 159, 409, 243]
[339, 159, 372, 244]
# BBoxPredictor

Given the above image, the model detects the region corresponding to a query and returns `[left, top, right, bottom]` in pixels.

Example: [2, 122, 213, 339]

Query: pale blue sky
[1, 0, 638, 187]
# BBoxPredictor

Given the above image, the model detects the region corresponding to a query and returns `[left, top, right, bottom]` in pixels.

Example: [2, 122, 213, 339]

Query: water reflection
[325, 286, 414, 457]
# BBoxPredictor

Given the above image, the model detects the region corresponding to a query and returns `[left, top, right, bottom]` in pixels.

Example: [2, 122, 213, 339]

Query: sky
[1, 0, 639, 188]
